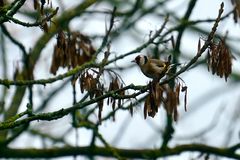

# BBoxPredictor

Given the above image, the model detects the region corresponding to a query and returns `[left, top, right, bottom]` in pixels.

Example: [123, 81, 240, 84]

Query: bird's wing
[149, 59, 170, 76]
[150, 59, 165, 67]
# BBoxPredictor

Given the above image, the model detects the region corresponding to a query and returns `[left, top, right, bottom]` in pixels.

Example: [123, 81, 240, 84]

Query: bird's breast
[140, 65, 159, 79]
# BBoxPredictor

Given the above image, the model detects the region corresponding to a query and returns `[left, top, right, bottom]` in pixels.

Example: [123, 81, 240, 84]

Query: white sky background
[1, 0, 240, 160]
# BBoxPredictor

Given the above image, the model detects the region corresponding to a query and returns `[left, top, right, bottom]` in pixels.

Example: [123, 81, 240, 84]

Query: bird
[132, 55, 172, 82]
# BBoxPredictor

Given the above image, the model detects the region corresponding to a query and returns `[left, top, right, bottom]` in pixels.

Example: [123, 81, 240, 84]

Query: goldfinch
[132, 55, 172, 81]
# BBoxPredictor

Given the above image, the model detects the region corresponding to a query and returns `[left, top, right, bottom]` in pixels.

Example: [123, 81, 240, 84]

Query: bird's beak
[131, 60, 136, 63]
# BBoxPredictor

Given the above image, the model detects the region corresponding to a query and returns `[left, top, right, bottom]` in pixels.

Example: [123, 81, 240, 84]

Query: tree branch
[0, 144, 239, 159]
[0, 0, 26, 24]
[4, 7, 58, 27]
[0, 84, 144, 130]
[0, 61, 96, 87]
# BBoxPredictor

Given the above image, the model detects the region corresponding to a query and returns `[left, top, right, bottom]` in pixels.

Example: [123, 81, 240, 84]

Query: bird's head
[132, 55, 148, 66]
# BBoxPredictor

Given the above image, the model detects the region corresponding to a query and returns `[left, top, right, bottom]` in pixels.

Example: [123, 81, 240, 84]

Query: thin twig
[5, 7, 58, 27]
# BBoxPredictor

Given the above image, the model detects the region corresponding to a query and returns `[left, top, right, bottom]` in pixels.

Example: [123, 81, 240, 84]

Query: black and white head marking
[135, 55, 148, 66]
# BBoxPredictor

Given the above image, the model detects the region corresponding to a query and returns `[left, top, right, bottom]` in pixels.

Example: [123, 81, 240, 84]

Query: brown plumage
[132, 55, 171, 81]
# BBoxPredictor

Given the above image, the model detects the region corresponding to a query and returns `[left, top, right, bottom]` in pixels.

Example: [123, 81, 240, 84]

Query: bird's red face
[134, 55, 141, 65]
